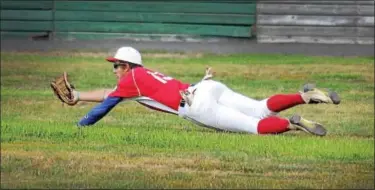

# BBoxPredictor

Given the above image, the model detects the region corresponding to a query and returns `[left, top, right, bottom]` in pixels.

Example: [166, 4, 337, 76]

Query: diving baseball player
[51, 47, 340, 136]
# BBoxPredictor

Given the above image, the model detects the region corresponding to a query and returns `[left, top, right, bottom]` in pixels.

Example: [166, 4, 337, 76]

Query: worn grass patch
[1, 149, 373, 189]
[1, 52, 374, 189]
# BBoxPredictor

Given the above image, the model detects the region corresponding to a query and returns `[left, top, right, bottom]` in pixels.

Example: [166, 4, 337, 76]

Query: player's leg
[180, 80, 259, 133]
[185, 102, 326, 135]
[218, 83, 340, 118]
[265, 93, 306, 113]
[266, 83, 340, 112]
[258, 114, 326, 136]
[181, 80, 327, 136]
[217, 85, 277, 119]
[188, 102, 262, 133]
[184, 96, 288, 134]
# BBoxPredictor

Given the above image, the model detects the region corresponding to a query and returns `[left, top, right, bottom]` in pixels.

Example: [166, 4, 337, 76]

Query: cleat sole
[290, 115, 327, 136]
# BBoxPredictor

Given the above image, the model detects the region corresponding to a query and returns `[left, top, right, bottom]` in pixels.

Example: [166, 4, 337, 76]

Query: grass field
[1, 51, 374, 189]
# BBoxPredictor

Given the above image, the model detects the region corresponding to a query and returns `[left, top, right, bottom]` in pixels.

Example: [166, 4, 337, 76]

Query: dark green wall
[0, 0, 256, 40]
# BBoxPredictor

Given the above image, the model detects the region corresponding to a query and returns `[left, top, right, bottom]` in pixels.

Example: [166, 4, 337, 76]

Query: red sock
[266, 93, 305, 112]
[257, 116, 290, 134]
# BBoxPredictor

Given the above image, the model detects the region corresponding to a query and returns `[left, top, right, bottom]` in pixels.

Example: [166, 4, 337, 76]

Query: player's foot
[300, 83, 340, 104]
[289, 114, 327, 136]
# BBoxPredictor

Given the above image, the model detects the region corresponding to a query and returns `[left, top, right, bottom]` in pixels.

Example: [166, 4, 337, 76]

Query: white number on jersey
[147, 71, 173, 84]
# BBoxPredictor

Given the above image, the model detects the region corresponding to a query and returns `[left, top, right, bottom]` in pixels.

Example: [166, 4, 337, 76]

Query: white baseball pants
[178, 80, 277, 134]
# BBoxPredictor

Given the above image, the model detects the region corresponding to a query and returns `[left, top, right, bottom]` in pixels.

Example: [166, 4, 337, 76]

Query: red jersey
[108, 67, 190, 111]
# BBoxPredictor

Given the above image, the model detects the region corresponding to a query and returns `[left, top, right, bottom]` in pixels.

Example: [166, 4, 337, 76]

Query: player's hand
[50, 72, 78, 106]
[202, 66, 214, 80]
[180, 89, 194, 106]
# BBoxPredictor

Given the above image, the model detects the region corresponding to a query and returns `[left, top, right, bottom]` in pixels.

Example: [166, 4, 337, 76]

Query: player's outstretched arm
[77, 96, 123, 127]
[51, 72, 114, 105]
[75, 88, 114, 103]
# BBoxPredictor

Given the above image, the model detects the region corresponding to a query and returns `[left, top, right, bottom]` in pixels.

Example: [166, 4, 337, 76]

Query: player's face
[113, 63, 129, 80]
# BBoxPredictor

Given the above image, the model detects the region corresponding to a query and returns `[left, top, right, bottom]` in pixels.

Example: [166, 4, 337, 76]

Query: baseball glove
[50, 72, 77, 106]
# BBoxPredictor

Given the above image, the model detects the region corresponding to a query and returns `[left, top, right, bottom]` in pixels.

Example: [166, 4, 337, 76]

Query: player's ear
[124, 63, 131, 72]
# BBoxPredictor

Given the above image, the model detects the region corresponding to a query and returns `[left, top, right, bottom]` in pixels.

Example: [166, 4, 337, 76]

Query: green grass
[1, 51, 374, 189]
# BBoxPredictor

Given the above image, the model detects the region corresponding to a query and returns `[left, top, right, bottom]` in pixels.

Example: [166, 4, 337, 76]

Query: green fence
[0, 0, 256, 40]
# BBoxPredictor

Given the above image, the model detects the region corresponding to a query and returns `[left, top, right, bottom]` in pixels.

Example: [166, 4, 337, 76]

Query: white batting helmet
[106, 46, 143, 65]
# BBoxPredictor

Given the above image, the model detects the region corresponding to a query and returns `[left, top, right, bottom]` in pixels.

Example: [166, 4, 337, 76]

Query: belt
[179, 99, 186, 108]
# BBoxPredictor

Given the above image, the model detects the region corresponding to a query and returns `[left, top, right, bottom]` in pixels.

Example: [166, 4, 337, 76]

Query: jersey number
[147, 71, 173, 84]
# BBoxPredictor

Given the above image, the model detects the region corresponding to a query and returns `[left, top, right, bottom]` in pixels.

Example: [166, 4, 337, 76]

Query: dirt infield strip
[1, 39, 374, 56]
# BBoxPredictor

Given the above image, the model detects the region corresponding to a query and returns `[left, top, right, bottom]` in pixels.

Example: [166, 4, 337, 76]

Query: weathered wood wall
[256, 0, 374, 44]
[0, 0, 256, 40]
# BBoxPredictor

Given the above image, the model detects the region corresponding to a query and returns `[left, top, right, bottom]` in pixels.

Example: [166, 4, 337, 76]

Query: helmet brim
[106, 57, 120, 63]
